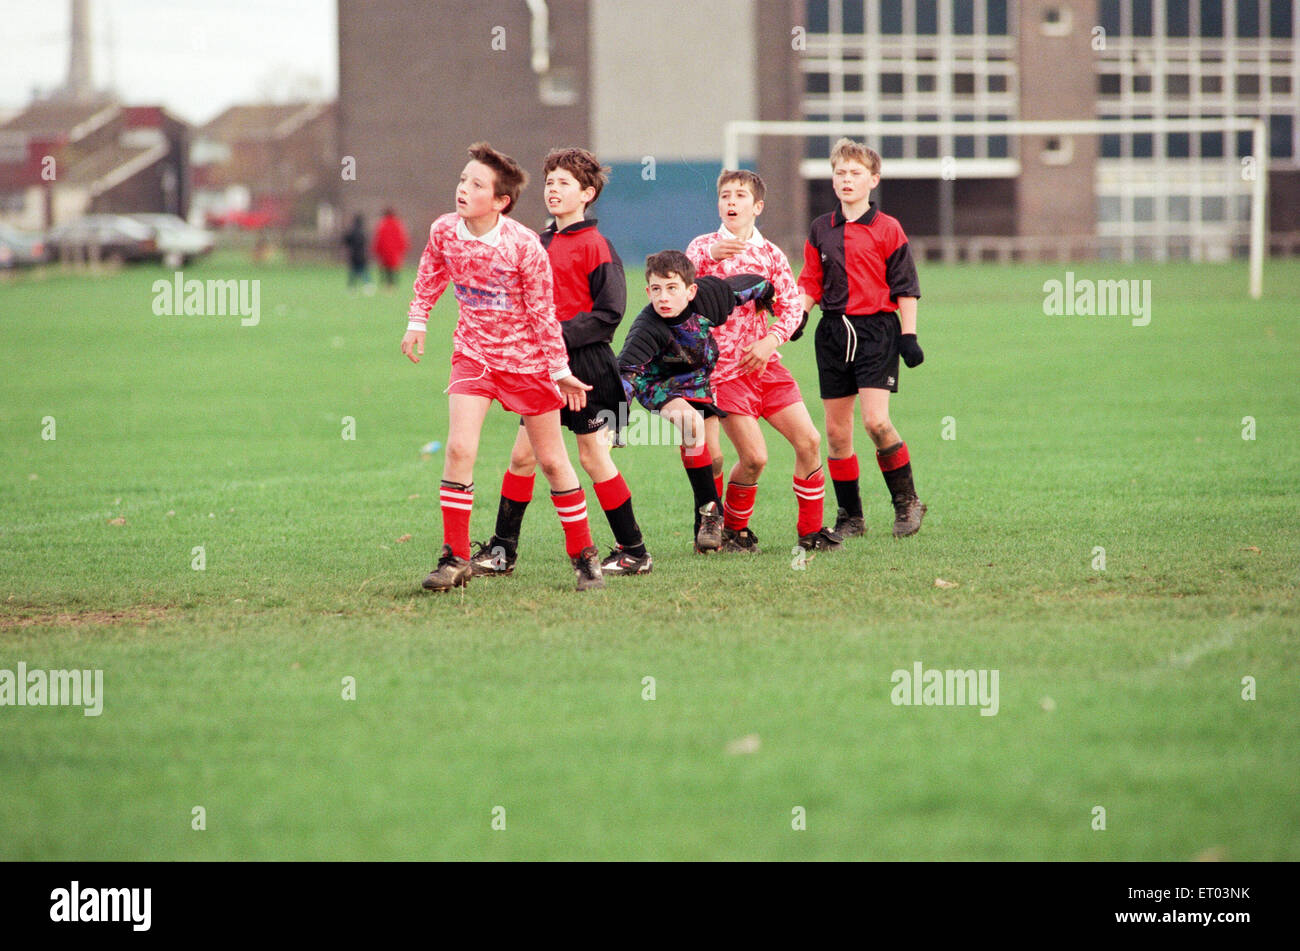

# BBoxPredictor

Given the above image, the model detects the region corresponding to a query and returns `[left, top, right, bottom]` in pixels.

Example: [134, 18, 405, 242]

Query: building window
[1100, 73, 1122, 96]
[917, 74, 937, 93]
[1271, 114, 1294, 159]
[1270, 75, 1291, 95]
[1236, 74, 1261, 98]
[880, 0, 903, 33]
[1201, 75, 1223, 94]
[1237, 0, 1262, 37]
[1133, 74, 1153, 94]
[954, 0, 975, 34]
[1134, 196, 1155, 221]
[1272, 0, 1294, 37]
[1167, 132, 1191, 157]
[987, 0, 1008, 33]
[1167, 2, 1191, 35]
[988, 74, 1008, 93]
[1168, 196, 1191, 221]
[1100, 0, 1121, 35]
[1041, 5, 1072, 36]
[1200, 0, 1224, 36]
[843, 0, 865, 33]
[806, 72, 831, 94]
[881, 72, 904, 96]
[1132, 0, 1154, 35]
[807, 0, 829, 33]
[917, 0, 939, 34]
[1166, 74, 1190, 98]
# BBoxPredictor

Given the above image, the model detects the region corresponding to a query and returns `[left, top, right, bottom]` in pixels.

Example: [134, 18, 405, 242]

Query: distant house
[190, 102, 337, 230]
[0, 99, 189, 230]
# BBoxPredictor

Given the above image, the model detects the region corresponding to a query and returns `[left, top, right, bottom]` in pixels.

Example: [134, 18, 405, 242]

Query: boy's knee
[864, 417, 893, 441]
[739, 449, 768, 477]
[445, 439, 476, 465]
[798, 426, 821, 457]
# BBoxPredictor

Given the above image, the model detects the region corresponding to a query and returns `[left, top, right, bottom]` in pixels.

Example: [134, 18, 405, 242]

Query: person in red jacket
[372, 207, 411, 289]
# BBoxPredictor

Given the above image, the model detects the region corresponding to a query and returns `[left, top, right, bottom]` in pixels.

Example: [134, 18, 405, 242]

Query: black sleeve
[617, 307, 668, 371]
[885, 241, 921, 301]
[561, 250, 628, 350]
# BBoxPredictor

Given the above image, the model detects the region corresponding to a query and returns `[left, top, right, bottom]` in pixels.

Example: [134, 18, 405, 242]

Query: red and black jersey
[540, 218, 627, 352]
[799, 202, 921, 316]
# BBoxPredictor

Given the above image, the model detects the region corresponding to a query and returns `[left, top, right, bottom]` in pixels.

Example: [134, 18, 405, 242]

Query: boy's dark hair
[716, 169, 766, 204]
[543, 147, 611, 205]
[645, 250, 695, 286]
[467, 142, 528, 215]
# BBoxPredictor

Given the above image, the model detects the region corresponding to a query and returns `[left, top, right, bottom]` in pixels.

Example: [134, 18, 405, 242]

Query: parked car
[0, 223, 49, 268]
[128, 214, 215, 267]
[44, 215, 160, 264]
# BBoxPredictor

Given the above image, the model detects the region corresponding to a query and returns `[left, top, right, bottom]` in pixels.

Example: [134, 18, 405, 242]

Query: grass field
[1, 253, 1297, 861]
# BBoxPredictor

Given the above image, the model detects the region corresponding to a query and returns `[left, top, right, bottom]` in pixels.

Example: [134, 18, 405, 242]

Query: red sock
[877, 442, 910, 471]
[828, 454, 860, 482]
[592, 473, 631, 510]
[440, 481, 474, 559]
[713, 471, 724, 501]
[724, 481, 757, 531]
[793, 469, 826, 537]
[501, 469, 534, 503]
[551, 487, 594, 558]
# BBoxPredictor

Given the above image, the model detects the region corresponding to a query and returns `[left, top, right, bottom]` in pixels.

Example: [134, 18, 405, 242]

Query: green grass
[1, 255, 1297, 860]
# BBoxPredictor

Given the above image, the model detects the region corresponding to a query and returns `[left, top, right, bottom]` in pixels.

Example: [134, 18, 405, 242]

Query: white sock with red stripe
[550, 486, 594, 559]
[440, 480, 474, 560]
[793, 467, 826, 537]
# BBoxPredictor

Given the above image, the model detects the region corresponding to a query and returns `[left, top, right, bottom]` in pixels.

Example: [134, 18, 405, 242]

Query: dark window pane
[917, 74, 936, 92]
[953, 0, 975, 34]
[881, 0, 903, 33]
[1167, 74, 1190, 97]
[955, 135, 976, 158]
[881, 135, 905, 159]
[1272, 0, 1293, 36]
[1133, 133, 1153, 158]
[806, 72, 830, 94]
[844, 73, 864, 92]
[954, 73, 976, 95]
[1167, 132, 1190, 157]
[917, 0, 938, 33]
[1201, 75, 1223, 93]
[1100, 0, 1121, 35]
[1201, 0, 1224, 36]
[1200, 131, 1224, 157]
[1133, 74, 1152, 93]
[1236, 74, 1260, 97]
[1236, 130, 1253, 157]
[1271, 75, 1291, 94]
[807, 0, 829, 32]
[1133, 0, 1153, 35]
[1100, 73, 1122, 95]
[1237, 0, 1261, 36]
[988, 74, 1008, 93]
[1101, 133, 1122, 158]
[881, 72, 904, 95]
[843, 0, 865, 33]
[917, 135, 940, 158]
[987, 0, 1008, 34]
[1270, 114, 1293, 158]
[1167, 2, 1191, 34]
[988, 135, 1008, 158]
[806, 135, 833, 159]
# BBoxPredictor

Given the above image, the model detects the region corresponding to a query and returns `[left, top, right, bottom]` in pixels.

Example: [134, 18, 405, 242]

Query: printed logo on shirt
[887, 376, 896, 386]
[453, 282, 511, 312]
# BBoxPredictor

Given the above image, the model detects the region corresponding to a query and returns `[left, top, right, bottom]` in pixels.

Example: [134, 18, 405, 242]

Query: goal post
[724, 117, 1267, 299]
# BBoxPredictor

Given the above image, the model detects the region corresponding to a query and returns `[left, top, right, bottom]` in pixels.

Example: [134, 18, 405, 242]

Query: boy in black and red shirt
[798, 138, 927, 537]
[472, 148, 653, 577]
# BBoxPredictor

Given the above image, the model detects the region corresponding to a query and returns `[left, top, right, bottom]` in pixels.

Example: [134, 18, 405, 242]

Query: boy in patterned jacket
[400, 142, 604, 591]
[686, 169, 843, 553]
[618, 250, 773, 553]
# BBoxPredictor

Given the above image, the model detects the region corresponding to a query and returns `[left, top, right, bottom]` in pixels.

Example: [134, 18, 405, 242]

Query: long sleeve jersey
[406, 213, 569, 378]
[539, 218, 627, 352]
[618, 274, 773, 412]
[685, 225, 805, 384]
[798, 202, 921, 316]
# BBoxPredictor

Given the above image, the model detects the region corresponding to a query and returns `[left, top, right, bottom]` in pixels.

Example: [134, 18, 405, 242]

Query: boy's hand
[558, 374, 591, 411]
[401, 330, 425, 364]
[898, 333, 924, 368]
[710, 238, 747, 262]
[739, 332, 779, 374]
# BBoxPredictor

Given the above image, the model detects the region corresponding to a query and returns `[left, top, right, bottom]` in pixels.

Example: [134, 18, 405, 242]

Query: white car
[129, 214, 215, 267]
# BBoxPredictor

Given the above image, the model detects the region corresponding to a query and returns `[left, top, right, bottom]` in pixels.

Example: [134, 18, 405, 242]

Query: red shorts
[713, 360, 804, 420]
[447, 352, 564, 416]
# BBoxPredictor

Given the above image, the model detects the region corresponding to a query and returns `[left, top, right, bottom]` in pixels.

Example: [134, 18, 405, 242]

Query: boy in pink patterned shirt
[685, 169, 842, 553]
[401, 142, 604, 591]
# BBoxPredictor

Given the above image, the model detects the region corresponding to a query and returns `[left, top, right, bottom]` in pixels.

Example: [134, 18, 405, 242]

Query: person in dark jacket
[342, 214, 373, 292]
[619, 249, 773, 552]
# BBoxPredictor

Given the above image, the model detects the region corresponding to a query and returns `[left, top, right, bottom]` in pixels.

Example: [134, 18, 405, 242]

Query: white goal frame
[724, 118, 1268, 299]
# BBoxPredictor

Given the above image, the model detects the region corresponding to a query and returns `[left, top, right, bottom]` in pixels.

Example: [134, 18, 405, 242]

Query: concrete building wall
[1015, 0, 1098, 238]
[337, 0, 590, 244]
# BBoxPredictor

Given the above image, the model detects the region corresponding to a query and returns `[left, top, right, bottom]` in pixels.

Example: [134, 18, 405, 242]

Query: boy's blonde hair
[830, 137, 882, 175]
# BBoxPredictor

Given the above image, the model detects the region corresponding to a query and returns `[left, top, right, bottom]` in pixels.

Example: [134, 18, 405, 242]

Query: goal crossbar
[724, 118, 1268, 299]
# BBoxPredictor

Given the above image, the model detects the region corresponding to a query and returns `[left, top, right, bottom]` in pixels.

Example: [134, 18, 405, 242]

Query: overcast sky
[0, 0, 337, 125]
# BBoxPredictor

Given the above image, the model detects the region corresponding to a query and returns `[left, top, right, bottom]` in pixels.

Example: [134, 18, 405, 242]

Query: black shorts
[518, 342, 627, 435]
[815, 311, 901, 399]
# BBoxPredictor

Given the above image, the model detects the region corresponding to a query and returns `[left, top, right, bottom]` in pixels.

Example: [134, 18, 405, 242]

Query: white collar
[719, 222, 764, 246]
[456, 214, 504, 247]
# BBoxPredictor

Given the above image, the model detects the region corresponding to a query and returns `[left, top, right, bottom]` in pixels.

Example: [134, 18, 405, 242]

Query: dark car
[44, 215, 161, 264]
[0, 223, 49, 268]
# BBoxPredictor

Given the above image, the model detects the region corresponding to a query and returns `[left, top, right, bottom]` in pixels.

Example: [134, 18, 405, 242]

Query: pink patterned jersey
[685, 226, 804, 384]
[406, 213, 569, 378]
